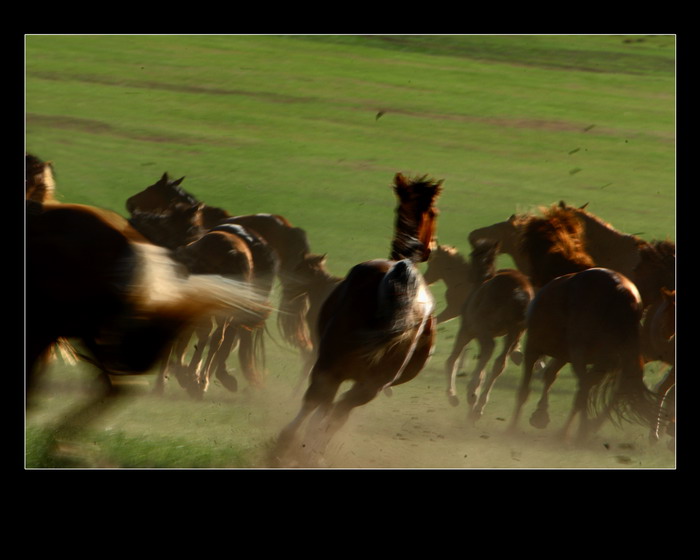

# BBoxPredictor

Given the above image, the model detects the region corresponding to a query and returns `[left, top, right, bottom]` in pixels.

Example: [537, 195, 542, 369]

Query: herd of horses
[25, 153, 676, 467]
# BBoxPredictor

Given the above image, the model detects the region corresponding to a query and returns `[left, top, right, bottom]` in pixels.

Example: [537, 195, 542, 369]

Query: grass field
[25, 34, 676, 469]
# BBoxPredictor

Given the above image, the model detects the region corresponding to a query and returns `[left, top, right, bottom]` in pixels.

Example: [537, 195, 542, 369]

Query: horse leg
[152, 344, 174, 396]
[175, 318, 212, 396]
[293, 347, 316, 396]
[508, 345, 544, 434]
[273, 370, 341, 466]
[213, 324, 241, 393]
[529, 358, 566, 429]
[311, 379, 384, 459]
[237, 326, 265, 388]
[471, 330, 522, 422]
[561, 361, 599, 442]
[445, 324, 473, 406]
[195, 317, 229, 397]
[651, 366, 675, 441]
[467, 336, 495, 409]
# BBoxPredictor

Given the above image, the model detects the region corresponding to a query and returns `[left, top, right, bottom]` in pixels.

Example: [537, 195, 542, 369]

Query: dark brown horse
[27, 200, 266, 440]
[423, 244, 472, 324]
[128, 203, 278, 397]
[127, 173, 311, 352]
[444, 240, 534, 422]
[273, 173, 442, 466]
[508, 205, 658, 441]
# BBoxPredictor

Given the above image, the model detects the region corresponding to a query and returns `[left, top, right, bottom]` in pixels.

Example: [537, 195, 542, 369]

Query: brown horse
[128, 203, 278, 397]
[423, 244, 472, 324]
[27, 200, 266, 441]
[468, 201, 644, 280]
[444, 240, 534, 422]
[277, 253, 343, 393]
[127, 173, 312, 352]
[508, 205, 658, 441]
[273, 173, 442, 466]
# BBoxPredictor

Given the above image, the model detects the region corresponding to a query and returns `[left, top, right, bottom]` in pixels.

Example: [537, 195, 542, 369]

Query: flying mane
[519, 204, 595, 288]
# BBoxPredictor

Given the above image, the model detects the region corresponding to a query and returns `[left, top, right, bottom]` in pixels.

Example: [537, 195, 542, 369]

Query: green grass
[25, 34, 676, 469]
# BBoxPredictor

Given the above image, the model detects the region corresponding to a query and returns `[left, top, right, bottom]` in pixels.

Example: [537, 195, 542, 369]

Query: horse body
[445, 240, 534, 420]
[274, 173, 442, 466]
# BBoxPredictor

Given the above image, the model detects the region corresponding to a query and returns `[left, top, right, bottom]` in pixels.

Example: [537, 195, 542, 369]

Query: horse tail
[237, 324, 267, 387]
[131, 242, 271, 326]
[589, 352, 659, 430]
[277, 279, 313, 351]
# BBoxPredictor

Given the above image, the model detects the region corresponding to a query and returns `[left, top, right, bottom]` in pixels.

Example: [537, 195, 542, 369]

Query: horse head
[26, 154, 56, 203]
[391, 172, 443, 263]
[129, 202, 206, 250]
[126, 172, 194, 214]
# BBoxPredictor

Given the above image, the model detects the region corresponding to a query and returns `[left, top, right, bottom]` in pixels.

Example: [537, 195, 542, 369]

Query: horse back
[315, 260, 430, 362]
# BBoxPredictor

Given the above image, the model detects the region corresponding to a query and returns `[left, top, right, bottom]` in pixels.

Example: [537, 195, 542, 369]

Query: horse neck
[471, 220, 531, 275]
[577, 211, 641, 276]
[390, 216, 433, 263]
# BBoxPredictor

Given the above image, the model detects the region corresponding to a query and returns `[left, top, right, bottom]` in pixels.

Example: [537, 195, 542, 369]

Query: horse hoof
[510, 351, 523, 366]
[529, 411, 549, 429]
[384, 387, 393, 397]
[448, 394, 459, 407]
[219, 376, 239, 393]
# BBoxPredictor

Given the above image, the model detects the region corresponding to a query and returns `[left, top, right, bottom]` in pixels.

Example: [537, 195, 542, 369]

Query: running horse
[26, 199, 266, 441]
[273, 173, 442, 466]
[128, 202, 279, 397]
[444, 239, 534, 421]
[126, 173, 312, 361]
[508, 205, 658, 442]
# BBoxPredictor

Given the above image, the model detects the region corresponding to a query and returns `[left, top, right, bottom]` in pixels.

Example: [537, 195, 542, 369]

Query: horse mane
[519, 204, 595, 287]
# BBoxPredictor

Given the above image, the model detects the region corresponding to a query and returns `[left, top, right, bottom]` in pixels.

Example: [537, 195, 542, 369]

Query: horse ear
[508, 214, 516, 222]
[393, 172, 408, 190]
[158, 172, 170, 184]
[173, 176, 186, 186]
[579, 202, 589, 210]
